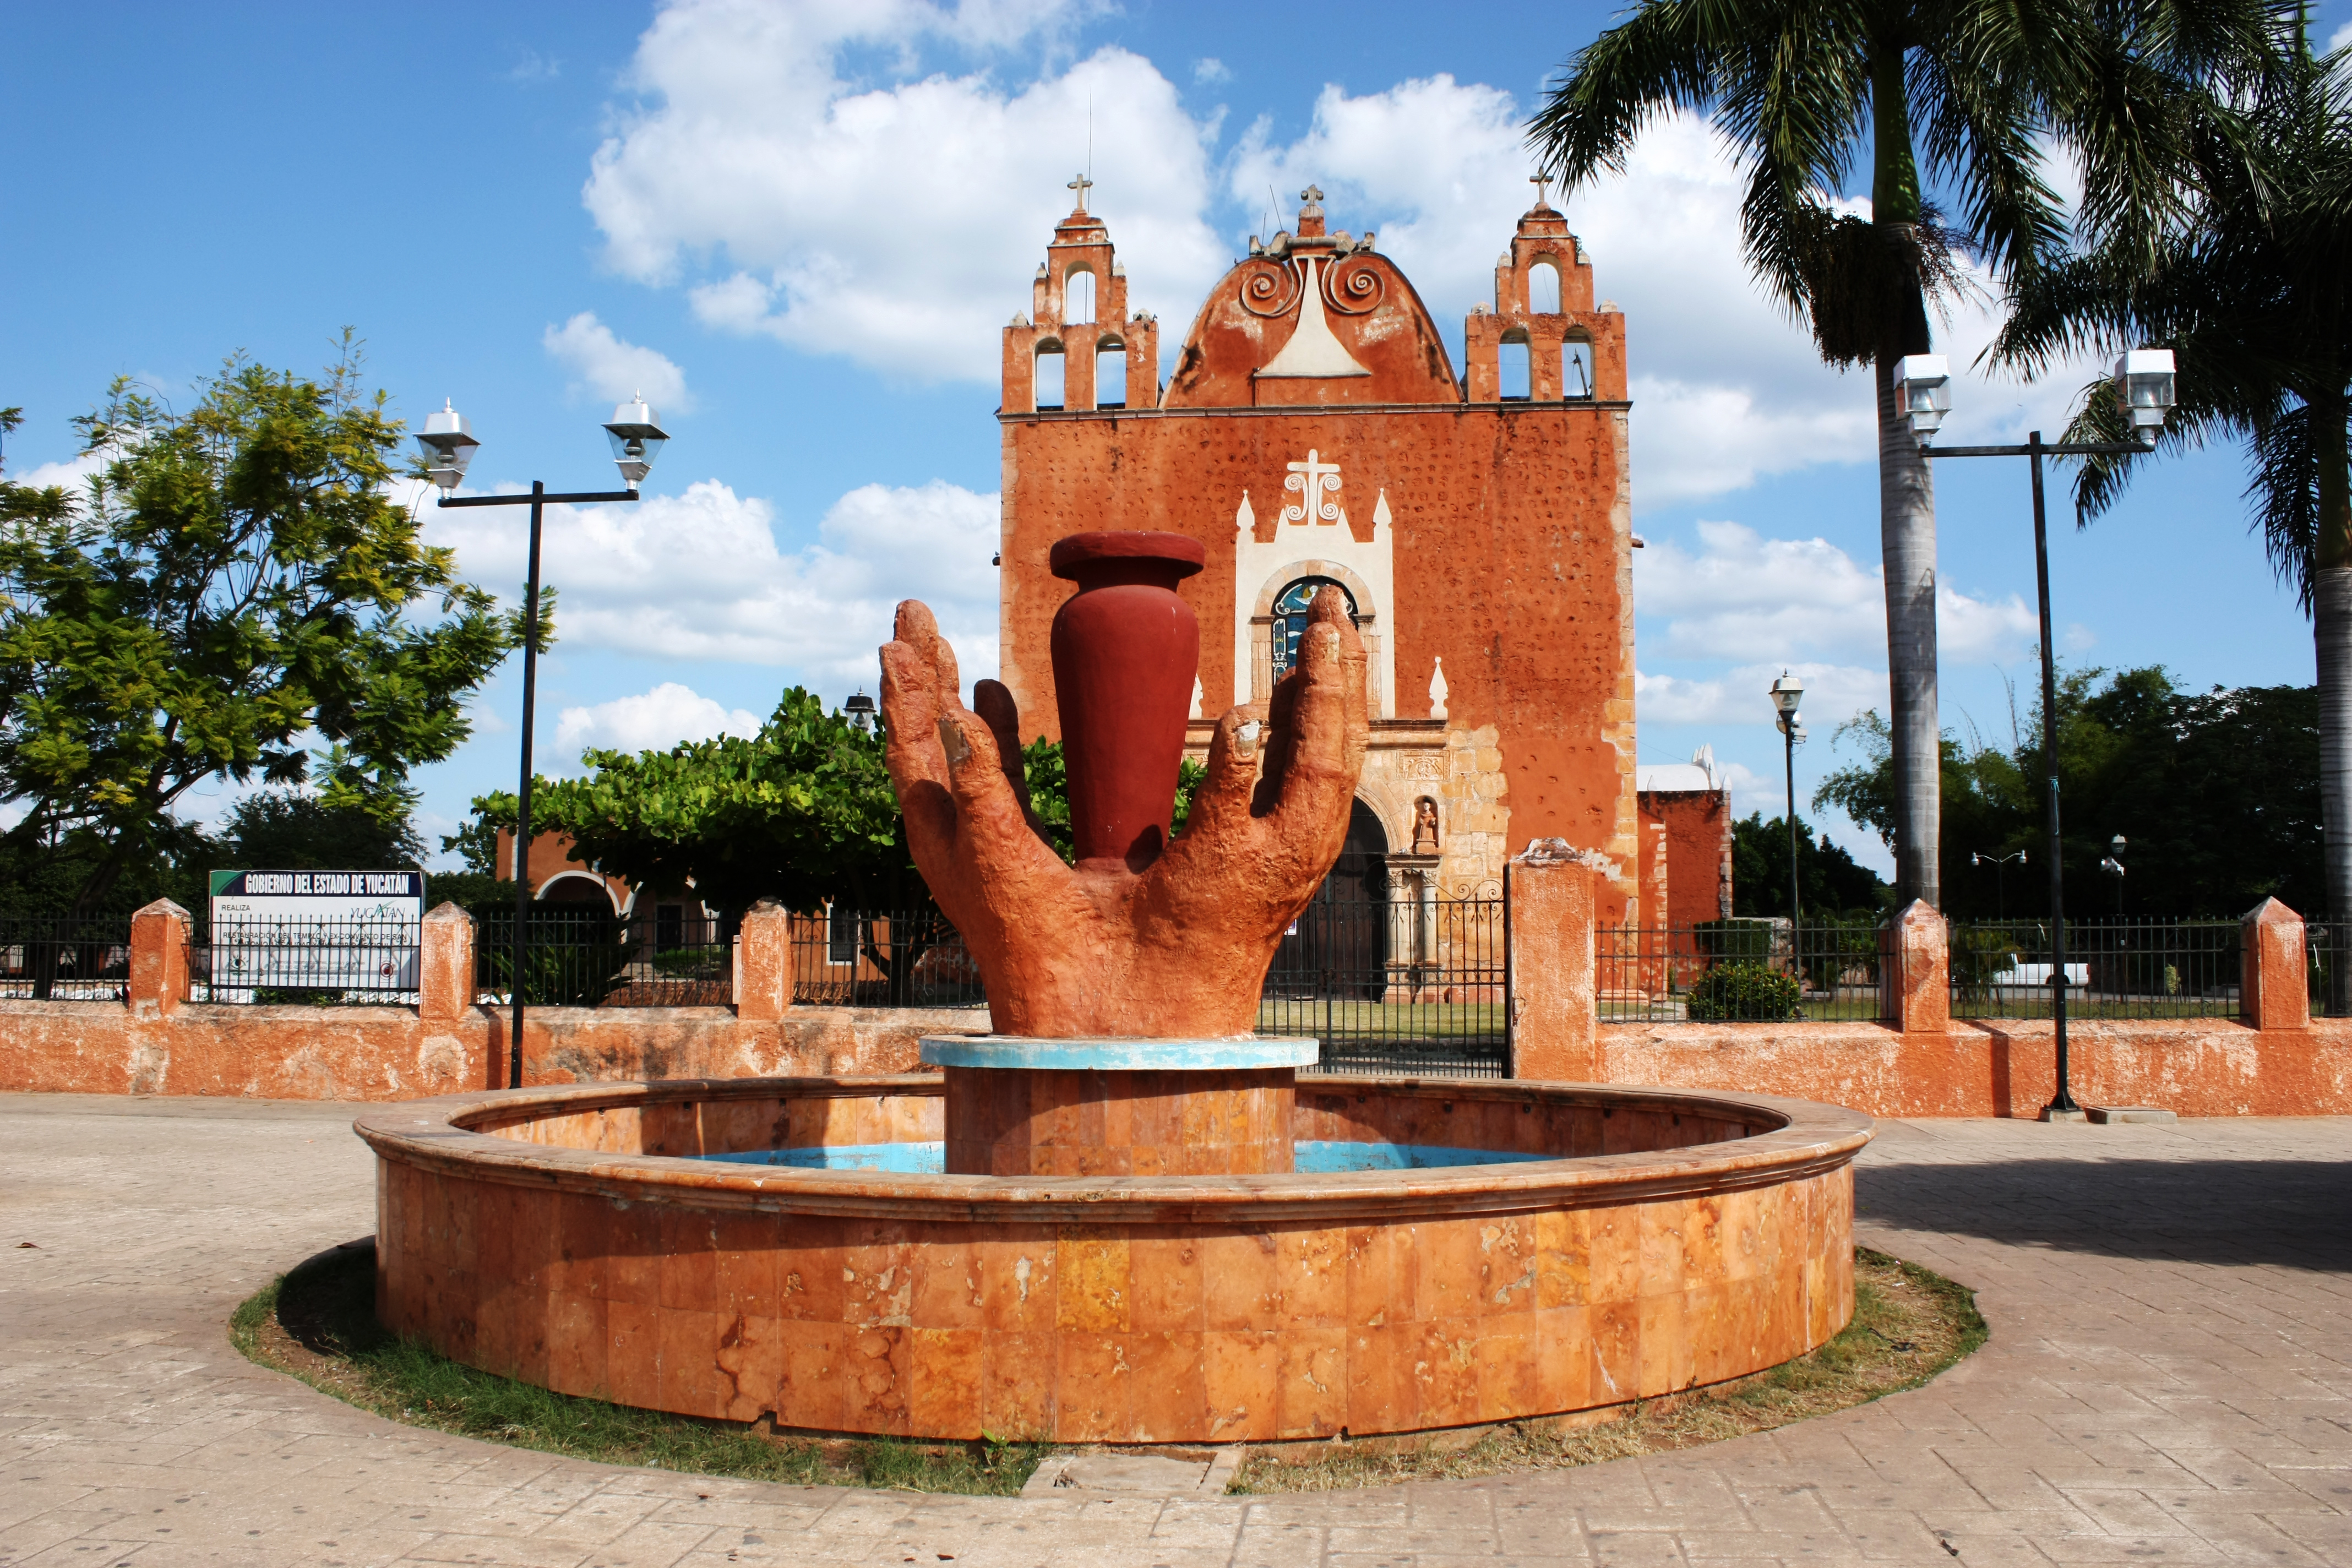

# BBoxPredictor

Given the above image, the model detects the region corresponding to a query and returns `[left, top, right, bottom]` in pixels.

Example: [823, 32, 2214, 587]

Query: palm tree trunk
[1876, 352, 1941, 908]
[2315, 390, 2352, 1003]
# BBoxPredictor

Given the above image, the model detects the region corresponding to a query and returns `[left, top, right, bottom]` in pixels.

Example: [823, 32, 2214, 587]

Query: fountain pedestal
[922, 1036, 1315, 1176]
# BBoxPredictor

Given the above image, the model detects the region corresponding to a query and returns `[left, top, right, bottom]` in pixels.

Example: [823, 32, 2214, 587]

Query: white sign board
[207, 870, 426, 998]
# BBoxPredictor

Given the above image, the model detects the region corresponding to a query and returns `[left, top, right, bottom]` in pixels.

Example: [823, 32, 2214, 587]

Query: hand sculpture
[880, 586, 1369, 1038]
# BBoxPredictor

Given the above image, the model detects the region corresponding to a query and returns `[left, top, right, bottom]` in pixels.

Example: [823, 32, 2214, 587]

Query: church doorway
[1268, 798, 1390, 1002]
[1268, 575, 1359, 685]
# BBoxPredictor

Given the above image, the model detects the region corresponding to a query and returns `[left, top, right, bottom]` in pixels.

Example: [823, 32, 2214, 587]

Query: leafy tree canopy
[1729, 811, 1891, 921]
[215, 790, 425, 872]
[1817, 668, 2321, 917]
[0, 341, 522, 914]
[459, 690, 1210, 919]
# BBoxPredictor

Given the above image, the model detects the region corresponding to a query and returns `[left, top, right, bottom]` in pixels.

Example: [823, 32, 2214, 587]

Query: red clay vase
[1049, 530, 1205, 872]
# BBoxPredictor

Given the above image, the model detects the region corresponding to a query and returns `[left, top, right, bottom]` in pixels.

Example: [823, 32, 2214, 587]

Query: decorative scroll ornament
[1238, 258, 1304, 319]
[1282, 449, 1344, 526]
[1321, 253, 1386, 315]
[1256, 258, 1371, 379]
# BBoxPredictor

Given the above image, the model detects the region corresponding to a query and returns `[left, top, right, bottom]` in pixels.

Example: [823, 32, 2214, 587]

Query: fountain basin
[356, 1076, 1870, 1444]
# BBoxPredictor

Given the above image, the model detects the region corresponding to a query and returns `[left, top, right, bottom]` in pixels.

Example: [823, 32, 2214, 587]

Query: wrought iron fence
[1596, 919, 1885, 1024]
[1946, 917, 2241, 1020]
[0, 916, 133, 1000]
[194, 917, 422, 1004]
[2309, 919, 2351, 1017]
[1262, 896, 1507, 1079]
[475, 909, 734, 1008]
[790, 908, 986, 1010]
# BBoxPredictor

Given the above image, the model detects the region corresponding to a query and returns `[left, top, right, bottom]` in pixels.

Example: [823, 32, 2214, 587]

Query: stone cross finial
[1531, 172, 1552, 208]
[1300, 184, 1324, 205]
[1067, 172, 1092, 211]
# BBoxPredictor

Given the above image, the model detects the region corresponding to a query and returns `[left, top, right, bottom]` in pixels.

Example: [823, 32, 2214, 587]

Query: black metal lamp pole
[439, 481, 640, 1087]
[1924, 429, 2157, 1117]
[415, 396, 669, 1091]
[1782, 718, 1801, 927]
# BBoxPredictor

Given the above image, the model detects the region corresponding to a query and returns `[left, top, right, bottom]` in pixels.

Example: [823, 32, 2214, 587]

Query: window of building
[1065, 266, 1096, 324]
[1498, 335, 1531, 400]
[1035, 341, 1065, 409]
[1563, 341, 1594, 399]
[1096, 340, 1126, 407]
[1528, 258, 1561, 314]
[1270, 575, 1361, 683]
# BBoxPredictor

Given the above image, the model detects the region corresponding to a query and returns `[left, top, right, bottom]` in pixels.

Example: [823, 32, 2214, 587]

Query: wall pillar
[127, 900, 191, 1020]
[1880, 900, 1950, 1033]
[1506, 839, 1602, 1081]
[736, 900, 792, 1023]
[417, 903, 477, 1022]
[2241, 897, 2309, 1032]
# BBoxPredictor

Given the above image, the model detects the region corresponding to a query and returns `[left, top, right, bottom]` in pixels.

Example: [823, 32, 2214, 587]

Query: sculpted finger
[936, 705, 1067, 883]
[1264, 590, 1369, 869]
[879, 639, 957, 856]
[1181, 704, 1267, 843]
[971, 679, 1034, 810]
[893, 598, 961, 701]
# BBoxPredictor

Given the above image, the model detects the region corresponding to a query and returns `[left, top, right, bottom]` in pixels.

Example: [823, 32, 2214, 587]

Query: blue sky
[7, 1, 2348, 880]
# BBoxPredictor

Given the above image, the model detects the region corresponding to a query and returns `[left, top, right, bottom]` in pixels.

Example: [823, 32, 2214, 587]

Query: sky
[7, 0, 2350, 883]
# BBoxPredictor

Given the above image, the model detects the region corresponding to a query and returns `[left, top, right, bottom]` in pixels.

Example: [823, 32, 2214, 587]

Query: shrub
[1686, 961, 1801, 1022]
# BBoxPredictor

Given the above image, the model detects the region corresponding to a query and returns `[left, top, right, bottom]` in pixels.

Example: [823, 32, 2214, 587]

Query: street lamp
[1971, 849, 2027, 921]
[1770, 672, 1805, 929]
[1917, 354, 2177, 1118]
[843, 690, 878, 732]
[418, 396, 671, 1090]
[2101, 834, 2127, 916]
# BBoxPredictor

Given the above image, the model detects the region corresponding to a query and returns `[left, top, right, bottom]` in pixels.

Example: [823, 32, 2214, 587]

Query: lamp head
[602, 394, 669, 490]
[2113, 349, 2176, 445]
[1892, 354, 1951, 442]
[842, 689, 877, 732]
[1769, 670, 1805, 717]
[415, 400, 480, 493]
[2111, 834, 2127, 853]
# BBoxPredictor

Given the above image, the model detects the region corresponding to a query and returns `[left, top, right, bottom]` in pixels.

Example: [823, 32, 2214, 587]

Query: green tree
[1818, 670, 2322, 916]
[1729, 810, 1892, 919]
[215, 790, 426, 872]
[1529, 0, 2281, 910]
[0, 344, 522, 916]
[1996, 24, 2352, 917]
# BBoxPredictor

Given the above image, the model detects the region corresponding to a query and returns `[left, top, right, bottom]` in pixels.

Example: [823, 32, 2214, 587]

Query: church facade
[994, 184, 1642, 918]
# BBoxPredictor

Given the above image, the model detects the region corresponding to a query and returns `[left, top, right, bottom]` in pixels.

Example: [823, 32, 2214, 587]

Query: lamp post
[416, 396, 671, 1090]
[1898, 349, 2177, 1118]
[1971, 849, 2027, 921]
[1770, 673, 1805, 929]
[2101, 834, 2127, 916]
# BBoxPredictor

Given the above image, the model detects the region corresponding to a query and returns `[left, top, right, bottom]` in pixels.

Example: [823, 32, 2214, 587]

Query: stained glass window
[1270, 576, 1360, 682]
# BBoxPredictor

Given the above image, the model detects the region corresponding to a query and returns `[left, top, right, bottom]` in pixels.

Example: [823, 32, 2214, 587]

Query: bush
[1686, 961, 1801, 1022]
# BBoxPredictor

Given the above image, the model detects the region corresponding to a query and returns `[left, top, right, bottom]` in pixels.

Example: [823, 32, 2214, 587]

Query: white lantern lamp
[415, 400, 480, 493]
[603, 394, 669, 491]
[2113, 350, 2176, 445]
[1770, 671, 1804, 727]
[1892, 355, 1952, 442]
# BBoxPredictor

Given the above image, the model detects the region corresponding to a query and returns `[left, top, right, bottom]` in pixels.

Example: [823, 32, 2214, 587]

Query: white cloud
[1193, 57, 1231, 85]
[555, 682, 760, 759]
[2334, 19, 2351, 52]
[584, 1, 1223, 382]
[11, 450, 106, 491]
[542, 312, 694, 412]
[1636, 519, 2039, 665]
[1635, 662, 1887, 730]
[427, 475, 1000, 687]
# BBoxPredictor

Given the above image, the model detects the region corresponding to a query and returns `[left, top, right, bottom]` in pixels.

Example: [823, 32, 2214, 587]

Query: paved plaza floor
[2, 1093, 2348, 1566]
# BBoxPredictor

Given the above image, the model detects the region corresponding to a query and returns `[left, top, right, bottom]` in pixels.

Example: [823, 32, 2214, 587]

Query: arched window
[1270, 575, 1360, 683]
[1035, 340, 1065, 409]
[1096, 339, 1126, 407]
[1065, 266, 1096, 324]
[1562, 340, 1594, 399]
[1498, 333, 1531, 400]
[1528, 258, 1561, 314]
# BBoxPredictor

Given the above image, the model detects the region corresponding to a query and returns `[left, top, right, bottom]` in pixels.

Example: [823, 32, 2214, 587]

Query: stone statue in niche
[1412, 796, 1441, 854]
[880, 531, 1368, 1038]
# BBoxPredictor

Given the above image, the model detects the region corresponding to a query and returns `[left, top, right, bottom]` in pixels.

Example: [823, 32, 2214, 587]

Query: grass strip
[1232, 1246, 1986, 1493]
[230, 1240, 1045, 1496]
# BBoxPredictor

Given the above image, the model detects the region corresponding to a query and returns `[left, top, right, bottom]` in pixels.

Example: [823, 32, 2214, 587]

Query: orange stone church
[994, 181, 1724, 927]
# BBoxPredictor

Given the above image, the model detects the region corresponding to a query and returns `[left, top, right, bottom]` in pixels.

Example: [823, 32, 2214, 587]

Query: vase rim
[1049, 529, 1206, 583]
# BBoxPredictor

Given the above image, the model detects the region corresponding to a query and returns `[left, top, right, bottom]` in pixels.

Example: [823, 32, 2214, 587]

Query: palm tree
[1529, 0, 2280, 908]
[1996, 28, 2352, 933]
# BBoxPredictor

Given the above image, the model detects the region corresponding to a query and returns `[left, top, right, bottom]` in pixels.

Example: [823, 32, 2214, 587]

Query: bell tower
[1000, 176, 1162, 415]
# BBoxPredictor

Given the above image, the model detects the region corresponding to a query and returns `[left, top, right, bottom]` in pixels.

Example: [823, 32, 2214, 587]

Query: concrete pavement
[3, 1093, 2348, 1566]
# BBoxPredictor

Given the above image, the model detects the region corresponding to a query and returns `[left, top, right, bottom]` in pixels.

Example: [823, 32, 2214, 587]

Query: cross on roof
[1530, 172, 1553, 208]
[1300, 184, 1324, 205]
[1067, 172, 1092, 212]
